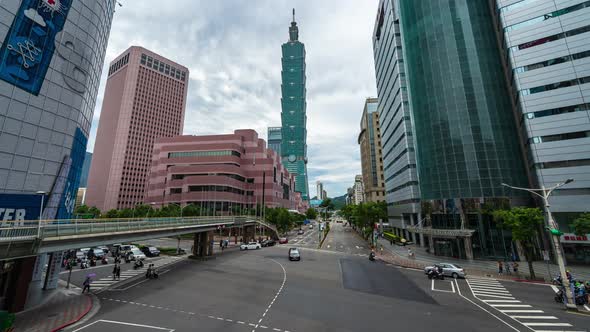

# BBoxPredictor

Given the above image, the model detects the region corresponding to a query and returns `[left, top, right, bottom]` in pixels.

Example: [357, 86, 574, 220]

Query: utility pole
[502, 179, 577, 310]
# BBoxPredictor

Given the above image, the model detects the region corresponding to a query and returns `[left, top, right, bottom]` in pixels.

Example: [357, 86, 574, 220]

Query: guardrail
[0, 216, 260, 242]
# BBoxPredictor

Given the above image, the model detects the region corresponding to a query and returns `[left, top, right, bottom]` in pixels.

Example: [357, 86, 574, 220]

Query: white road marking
[499, 310, 544, 313]
[73, 319, 174, 332]
[472, 293, 516, 299]
[510, 316, 557, 320]
[490, 304, 532, 308]
[251, 258, 287, 332]
[522, 322, 572, 327]
[482, 300, 521, 303]
[453, 279, 521, 332]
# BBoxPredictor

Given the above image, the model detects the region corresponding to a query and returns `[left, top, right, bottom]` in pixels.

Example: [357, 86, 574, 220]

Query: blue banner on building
[56, 128, 87, 220]
[0, 0, 72, 95]
[0, 193, 46, 222]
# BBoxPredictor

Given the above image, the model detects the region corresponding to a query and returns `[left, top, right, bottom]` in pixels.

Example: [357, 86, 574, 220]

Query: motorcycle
[427, 268, 445, 280]
[133, 259, 144, 270]
[369, 252, 375, 262]
[101, 256, 108, 265]
[146, 265, 159, 279]
[89, 258, 97, 267]
[79, 258, 89, 269]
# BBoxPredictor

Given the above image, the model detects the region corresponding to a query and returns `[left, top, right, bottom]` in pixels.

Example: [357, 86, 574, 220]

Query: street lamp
[501, 179, 576, 310]
[36, 191, 46, 238]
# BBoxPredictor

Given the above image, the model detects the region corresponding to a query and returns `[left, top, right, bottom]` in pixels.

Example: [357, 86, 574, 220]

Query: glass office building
[398, 0, 529, 259]
[280, 11, 309, 201]
[267, 126, 282, 156]
[492, 0, 590, 265]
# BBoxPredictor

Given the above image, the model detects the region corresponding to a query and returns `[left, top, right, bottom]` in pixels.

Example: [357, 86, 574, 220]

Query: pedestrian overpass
[0, 216, 279, 260]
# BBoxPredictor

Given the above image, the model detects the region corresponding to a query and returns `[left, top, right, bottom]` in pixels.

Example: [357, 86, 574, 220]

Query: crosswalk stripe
[499, 310, 544, 313]
[510, 316, 557, 320]
[522, 322, 572, 327]
[490, 304, 532, 307]
[482, 300, 521, 303]
[473, 293, 515, 299]
[470, 287, 511, 293]
[468, 281, 503, 286]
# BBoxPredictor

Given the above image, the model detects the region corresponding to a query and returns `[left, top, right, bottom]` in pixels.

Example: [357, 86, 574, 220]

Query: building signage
[0, 193, 45, 222]
[0, 0, 73, 95]
[561, 233, 590, 244]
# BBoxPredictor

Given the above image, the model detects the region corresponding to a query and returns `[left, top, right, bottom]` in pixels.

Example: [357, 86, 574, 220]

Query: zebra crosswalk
[466, 277, 586, 332]
[92, 256, 183, 293]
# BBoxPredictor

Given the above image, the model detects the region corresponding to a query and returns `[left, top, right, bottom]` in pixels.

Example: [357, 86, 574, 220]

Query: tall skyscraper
[281, 9, 309, 201]
[398, 0, 529, 259]
[316, 180, 323, 200]
[491, 0, 590, 265]
[358, 98, 385, 203]
[353, 175, 365, 205]
[372, 0, 421, 238]
[86, 46, 189, 211]
[267, 126, 282, 156]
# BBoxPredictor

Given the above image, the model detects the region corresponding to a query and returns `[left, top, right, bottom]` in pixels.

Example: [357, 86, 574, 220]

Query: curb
[49, 294, 92, 332]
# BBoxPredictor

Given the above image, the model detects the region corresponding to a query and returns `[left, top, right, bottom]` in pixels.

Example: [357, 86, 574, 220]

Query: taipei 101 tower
[280, 9, 309, 201]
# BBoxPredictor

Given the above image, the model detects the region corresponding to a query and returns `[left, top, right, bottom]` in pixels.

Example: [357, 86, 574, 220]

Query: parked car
[141, 246, 161, 257]
[288, 248, 301, 261]
[261, 239, 276, 247]
[309, 224, 314, 229]
[424, 263, 466, 279]
[90, 247, 105, 259]
[297, 229, 304, 235]
[240, 242, 261, 250]
[128, 247, 146, 260]
[75, 251, 86, 262]
[96, 246, 109, 254]
[278, 237, 288, 244]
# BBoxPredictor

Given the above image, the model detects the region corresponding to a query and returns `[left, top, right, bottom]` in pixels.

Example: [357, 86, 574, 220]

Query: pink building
[86, 46, 189, 211]
[146, 130, 298, 213]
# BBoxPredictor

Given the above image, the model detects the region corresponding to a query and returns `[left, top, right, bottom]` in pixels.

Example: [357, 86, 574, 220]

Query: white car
[129, 247, 146, 260]
[240, 242, 261, 250]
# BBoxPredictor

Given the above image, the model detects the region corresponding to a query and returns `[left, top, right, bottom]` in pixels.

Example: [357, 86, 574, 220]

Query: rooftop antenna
[292, 8, 295, 22]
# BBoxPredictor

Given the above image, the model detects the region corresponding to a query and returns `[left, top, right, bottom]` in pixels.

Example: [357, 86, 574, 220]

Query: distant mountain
[331, 194, 347, 210]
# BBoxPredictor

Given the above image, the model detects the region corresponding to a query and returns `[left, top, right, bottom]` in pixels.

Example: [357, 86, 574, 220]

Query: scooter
[101, 256, 108, 265]
[89, 258, 97, 267]
[79, 258, 89, 269]
[146, 266, 159, 279]
[133, 259, 144, 270]
[369, 252, 376, 261]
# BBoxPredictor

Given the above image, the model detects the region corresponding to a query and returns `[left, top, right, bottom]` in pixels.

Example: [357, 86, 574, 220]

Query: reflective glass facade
[280, 15, 309, 201]
[399, 0, 528, 200]
[267, 126, 282, 156]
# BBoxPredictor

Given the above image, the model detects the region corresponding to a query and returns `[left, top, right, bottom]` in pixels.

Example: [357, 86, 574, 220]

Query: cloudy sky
[87, 0, 379, 197]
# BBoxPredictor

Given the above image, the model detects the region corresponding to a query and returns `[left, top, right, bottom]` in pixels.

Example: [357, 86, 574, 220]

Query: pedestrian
[498, 261, 503, 274]
[407, 248, 413, 258]
[390, 237, 394, 246]
[82, 276, 91, 293]
[116, 264, 121, 280]
[112, 264, 117, 280]
[219, 240, 223, 249]
[512, 261, 519, 273]
[505, 260, 511, 275]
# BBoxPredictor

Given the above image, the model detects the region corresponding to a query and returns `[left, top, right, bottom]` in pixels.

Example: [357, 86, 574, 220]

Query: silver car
[424, 263, 466, 278]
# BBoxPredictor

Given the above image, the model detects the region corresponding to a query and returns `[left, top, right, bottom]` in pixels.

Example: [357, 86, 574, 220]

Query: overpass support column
[243, 225, 255, 243]
[192, 231, 215, 257]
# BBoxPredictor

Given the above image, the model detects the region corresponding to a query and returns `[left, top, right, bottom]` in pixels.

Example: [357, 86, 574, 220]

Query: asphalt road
[69, 227, 589, 332]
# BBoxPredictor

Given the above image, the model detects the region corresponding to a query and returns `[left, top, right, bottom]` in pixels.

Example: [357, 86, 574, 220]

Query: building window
[168, 150, 241, 158]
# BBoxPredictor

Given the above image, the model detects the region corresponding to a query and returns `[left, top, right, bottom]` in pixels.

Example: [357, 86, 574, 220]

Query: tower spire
[289, 8, 299, 42]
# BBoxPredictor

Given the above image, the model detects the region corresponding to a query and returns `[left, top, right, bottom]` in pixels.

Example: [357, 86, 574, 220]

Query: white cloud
[88, 0, 379, 197]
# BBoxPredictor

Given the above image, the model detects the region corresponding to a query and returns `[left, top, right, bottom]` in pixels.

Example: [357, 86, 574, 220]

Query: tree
[493, 207, 543, 279]
[75, 204, 89, 215]
[572, 213, 590, 236]
[103, 209, 119, 219]
[305, 208, 317, 220]
[88, 206, 101, 218]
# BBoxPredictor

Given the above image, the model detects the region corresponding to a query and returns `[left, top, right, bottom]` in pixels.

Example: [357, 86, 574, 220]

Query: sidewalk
[14, 287, 92, 332]
[375, 237, 590, 282]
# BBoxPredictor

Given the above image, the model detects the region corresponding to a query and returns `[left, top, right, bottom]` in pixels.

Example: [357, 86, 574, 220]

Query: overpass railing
[0, 216, 257, 242]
